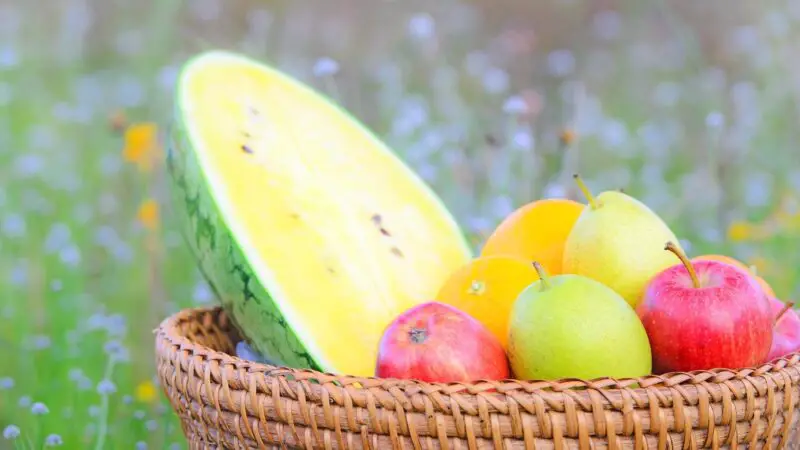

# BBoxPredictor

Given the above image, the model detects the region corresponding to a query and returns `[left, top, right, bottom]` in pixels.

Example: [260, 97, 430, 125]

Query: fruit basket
[156, 49, 800, 449]
[155, 305, 800, 449]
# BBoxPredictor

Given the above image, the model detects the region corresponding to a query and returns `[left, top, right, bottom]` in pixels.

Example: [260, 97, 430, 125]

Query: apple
[375, 301, 510, 383]
[636, 242, 773, 373]
[765, 297, 800, 362]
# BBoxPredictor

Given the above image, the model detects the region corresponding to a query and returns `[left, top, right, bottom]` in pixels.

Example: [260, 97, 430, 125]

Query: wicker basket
[155, 306, 800, 449]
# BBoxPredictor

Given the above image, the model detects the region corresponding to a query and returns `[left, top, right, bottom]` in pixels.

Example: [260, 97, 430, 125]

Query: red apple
[636, 242, 773, 373]
[375, 301, 510, 383]
[765, 297, 800, 362]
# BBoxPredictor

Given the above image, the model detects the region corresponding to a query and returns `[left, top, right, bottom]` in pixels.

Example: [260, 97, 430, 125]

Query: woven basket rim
[155, 306, 800, 393]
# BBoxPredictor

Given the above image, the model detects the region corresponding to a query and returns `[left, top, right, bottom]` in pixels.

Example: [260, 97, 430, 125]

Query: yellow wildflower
[123, 122, 161, 172]
[789, 212, 800, 232]
[727, 220, 753, 242]
[135, 380, 157, 403]
[137, 199, 160, 231]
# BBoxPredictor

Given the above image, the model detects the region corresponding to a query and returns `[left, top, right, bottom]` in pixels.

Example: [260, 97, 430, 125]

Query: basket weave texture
[156, 306, 800, 449]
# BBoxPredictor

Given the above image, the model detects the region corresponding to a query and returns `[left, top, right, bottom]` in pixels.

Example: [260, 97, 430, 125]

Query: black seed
[241, 144, 253, 154]
[371, 214, 392, 236]
[390, 247, 404, 258]
[485, 134, 500, 146]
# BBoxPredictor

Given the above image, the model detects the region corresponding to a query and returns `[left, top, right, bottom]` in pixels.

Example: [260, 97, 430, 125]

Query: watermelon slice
[166, 50, 472, 377]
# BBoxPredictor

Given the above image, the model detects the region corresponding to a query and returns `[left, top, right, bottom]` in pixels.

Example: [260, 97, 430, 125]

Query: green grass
[2, 0, 800, 448]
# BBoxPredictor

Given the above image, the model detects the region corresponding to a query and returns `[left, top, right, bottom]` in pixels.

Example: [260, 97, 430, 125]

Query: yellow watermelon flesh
[167, 50, 473, 377]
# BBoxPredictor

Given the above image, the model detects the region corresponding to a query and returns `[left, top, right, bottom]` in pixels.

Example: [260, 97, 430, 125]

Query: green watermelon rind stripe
[167, 118, 320, 371]
[167, 50, 473, 374]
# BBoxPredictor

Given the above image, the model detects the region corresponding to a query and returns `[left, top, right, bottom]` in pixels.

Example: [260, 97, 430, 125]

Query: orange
[480, 198, 584, 275]
[693, 254, 750, 271]
[693, 254, 776, 297]
[435, 255, 540, 348]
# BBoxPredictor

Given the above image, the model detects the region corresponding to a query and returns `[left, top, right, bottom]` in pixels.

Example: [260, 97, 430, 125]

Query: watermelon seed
[390, 247, 404, 258]
[241, 144, 253, 154]
[370, 213, 391, 236]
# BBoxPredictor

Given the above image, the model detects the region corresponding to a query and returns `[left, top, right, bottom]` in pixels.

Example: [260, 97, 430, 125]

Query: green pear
[507, 262, 652, 381]
[562, 174, 682, 308]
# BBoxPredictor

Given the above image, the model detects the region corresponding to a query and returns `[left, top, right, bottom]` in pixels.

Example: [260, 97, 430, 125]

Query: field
[2, 0, 800, 447]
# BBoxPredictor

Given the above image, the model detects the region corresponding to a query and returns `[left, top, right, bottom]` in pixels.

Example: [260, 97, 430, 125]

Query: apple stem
[573, 174, 598, 209]
[532, 262, 551, 290]
[775, 302, 795, 325]
[664, 241, 700, 289]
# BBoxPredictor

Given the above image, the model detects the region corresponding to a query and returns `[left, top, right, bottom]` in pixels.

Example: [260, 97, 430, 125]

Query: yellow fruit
[693, 254, 749, 271]
[435, 255, 540, 347]
[562, 175, 682, 308]
[480, 198, 584, 275]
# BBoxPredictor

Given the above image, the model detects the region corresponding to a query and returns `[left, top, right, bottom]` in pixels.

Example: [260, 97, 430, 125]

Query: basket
[155, 306, 800, 449]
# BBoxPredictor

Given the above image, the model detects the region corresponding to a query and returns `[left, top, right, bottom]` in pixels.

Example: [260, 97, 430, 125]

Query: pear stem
[532, 262, 551, 290]
[664, 241, 700, 289]
[775, 302, 795, 325]
[573, 174, 598, 209]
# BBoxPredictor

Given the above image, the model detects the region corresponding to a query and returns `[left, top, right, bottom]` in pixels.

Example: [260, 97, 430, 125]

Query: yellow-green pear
[562, 174, 682, 308]
[507, 262, 652, 381]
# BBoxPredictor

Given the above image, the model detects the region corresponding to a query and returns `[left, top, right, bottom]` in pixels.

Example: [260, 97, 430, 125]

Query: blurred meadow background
[3, 0, 800, 447]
